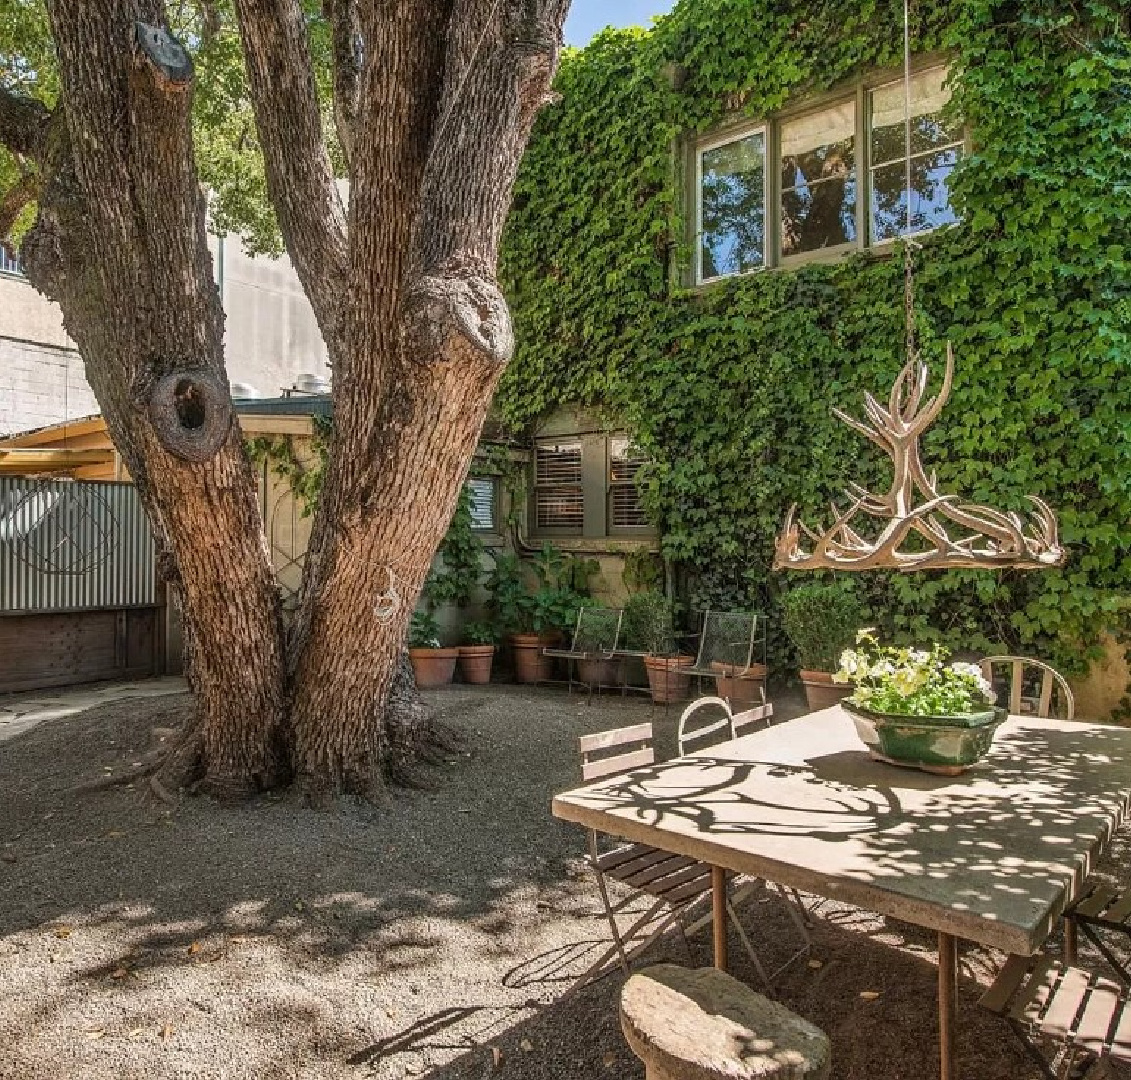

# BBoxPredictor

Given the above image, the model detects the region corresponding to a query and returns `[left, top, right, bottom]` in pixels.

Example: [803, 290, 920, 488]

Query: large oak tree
[0, 0, 570, 802]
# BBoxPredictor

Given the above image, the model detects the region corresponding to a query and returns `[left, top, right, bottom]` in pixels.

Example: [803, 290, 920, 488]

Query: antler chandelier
[773, 344, 1064, 572]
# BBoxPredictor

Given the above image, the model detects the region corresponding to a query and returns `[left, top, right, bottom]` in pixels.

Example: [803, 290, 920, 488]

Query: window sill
[526, 536, 659, 555]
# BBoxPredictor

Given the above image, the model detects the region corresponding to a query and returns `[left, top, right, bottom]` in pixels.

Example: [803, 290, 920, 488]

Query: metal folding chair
[544, 607, 624, 700]
[682, 610, 766, 698]
[676, 695, 811, 982]
[574, 722, 772, 988]
[981, 953, 1131, 1079]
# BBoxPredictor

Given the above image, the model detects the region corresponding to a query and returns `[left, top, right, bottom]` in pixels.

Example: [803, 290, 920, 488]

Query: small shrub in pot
[458, 620, 497, 685]
[408, 610, 459, 688]
[624, 590, 693, 704]
[781, 583, 862, 711]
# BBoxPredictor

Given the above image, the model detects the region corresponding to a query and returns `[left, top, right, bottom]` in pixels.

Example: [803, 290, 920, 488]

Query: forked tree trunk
[4, 0, 568, 801]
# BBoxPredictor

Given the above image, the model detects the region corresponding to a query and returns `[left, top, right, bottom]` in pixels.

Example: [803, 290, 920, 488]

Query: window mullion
[856, 82, 867, 250]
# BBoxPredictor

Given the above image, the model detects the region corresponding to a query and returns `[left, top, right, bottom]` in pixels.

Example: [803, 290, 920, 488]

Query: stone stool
[620, 964, 830, 1080]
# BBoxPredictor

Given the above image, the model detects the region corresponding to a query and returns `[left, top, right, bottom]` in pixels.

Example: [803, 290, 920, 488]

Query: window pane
[535, 441, 581, 484]
[608, 437, 649, 529]
[535, 489, 583, 531]
[780, 103, 857, 257]
[534, 440, 583, 533]
[871, 148, 960, 243]
[466, 478, 496, 531]
[699, 131, 766, 280]
[871, 67, 961, 166]
[869, 67, 962, 242]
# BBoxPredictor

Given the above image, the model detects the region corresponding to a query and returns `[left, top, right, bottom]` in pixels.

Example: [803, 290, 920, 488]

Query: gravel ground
[0, 682, 1126, 1080]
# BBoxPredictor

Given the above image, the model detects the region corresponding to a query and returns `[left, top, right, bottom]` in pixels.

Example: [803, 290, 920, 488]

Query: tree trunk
[24, 0, 288, 794]
[3, 0, 569, 802]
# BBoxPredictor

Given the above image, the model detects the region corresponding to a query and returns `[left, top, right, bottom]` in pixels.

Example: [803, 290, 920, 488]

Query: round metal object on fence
[0, 478, 118, 576]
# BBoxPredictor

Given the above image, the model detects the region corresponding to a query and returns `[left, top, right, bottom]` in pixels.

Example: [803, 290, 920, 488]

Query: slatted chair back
[980, 655, 1075, 720]
[578, 723, 654, 782]
[571, 606, 623, 657]
[677, 697, 734, 756]
[692, 610, 760, 674]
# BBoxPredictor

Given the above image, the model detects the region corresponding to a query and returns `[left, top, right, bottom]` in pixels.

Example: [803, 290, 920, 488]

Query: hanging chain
[902, 0, 918, 364]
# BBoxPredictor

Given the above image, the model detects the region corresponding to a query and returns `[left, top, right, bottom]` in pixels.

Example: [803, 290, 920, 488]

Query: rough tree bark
[1, 0, 570, 802]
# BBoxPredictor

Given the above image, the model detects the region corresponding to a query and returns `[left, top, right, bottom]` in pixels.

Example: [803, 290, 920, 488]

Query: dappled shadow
[555, 712, 1131, 953]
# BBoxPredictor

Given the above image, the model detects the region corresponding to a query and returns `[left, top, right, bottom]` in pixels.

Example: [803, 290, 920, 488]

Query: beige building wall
[0, 234, 329, 435]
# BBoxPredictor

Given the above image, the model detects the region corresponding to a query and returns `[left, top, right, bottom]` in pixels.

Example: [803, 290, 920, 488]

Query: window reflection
[699, 131, 766, 280]
[781, 102, 857, 257]
[870, 67, 963, 242]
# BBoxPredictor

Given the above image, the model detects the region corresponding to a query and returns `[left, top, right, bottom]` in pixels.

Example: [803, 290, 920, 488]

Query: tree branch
[321, 0, 361, 166]
[231, 0, 348, 346]
[408, 0, 568, 277]
[0, 168, 39, 246]
[0, 87, 51, 159]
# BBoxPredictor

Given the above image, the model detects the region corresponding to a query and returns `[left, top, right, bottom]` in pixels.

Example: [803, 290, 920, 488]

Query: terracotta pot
[643, 655, 694, 704]
[409, 647, 459, 689]
[458, 645, 495, 685]
[511, 633, 554, 684]
[800, 669, 853, 711]
[577, 656, 622, 690]
[710, 661, 768, 709]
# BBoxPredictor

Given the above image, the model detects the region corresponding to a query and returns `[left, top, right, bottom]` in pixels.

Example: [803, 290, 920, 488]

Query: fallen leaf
[188, 941, 201, 955]
[103, 830, 125, 839]
[294, 901, 305, 912]
[807, 959, 823, 970]
[85, 1030, 105, 1041]
[602, 1051, 618, 1067]
[110, 967, 130, 980]
[161, 1023, 174, 1042]
[859, 990, 881, 1001]
[53, 925, 72, 939]
[128, 1029, 146, 1040]
[519, 1039, 534, 1053]
[490, 1046, 503, 1068]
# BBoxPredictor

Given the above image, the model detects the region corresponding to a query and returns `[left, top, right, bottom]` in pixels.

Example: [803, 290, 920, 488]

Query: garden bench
[620, 963, 830, 1080]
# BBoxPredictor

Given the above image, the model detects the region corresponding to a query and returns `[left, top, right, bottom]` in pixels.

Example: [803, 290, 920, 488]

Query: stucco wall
[0, 235, 329, 435]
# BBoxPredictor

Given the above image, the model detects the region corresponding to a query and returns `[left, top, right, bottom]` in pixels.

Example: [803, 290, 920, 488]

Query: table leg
[938, 931, 958, 1080]
[711, 866, 728, 973]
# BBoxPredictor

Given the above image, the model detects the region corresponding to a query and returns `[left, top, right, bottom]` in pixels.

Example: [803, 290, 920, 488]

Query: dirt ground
[0, 682, 1125, 1080]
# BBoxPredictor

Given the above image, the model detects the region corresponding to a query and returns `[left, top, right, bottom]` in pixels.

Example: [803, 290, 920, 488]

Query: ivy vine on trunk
[0, 0, 570, 803]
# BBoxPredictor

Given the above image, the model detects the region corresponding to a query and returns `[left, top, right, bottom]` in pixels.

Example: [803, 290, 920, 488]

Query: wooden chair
[1064, 883, 1131, 984]
[676, 695, 810, 981]
[544, 606, 624, 700]
[981, 953, 1131, 1079]
[980, 655, 1075, 721]
[575, 723, 772, 988]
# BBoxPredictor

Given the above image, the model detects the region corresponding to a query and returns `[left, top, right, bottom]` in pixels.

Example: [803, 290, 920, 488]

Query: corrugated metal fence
[0, 477, 156, 611]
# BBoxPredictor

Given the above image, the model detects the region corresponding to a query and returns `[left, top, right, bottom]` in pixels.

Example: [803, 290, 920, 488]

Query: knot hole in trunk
[149, 371, 231, 462]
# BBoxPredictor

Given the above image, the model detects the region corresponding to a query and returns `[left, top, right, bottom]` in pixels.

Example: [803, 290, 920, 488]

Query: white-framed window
[692, 63, 960, 281]
[465, 477, 498, 532]
[0, 248, 23, 277]
[697, 127, 768, 283]
[868, 67, 963, 244]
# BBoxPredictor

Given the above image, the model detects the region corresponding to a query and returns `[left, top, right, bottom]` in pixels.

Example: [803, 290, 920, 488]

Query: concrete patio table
[552, 705, 1131, 1080]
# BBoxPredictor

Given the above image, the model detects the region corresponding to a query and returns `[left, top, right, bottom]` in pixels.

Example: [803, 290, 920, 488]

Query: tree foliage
[498, 0, 1131, 682]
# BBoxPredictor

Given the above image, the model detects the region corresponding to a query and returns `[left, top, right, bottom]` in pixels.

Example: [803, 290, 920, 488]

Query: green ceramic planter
[843, 700, 1007, 776]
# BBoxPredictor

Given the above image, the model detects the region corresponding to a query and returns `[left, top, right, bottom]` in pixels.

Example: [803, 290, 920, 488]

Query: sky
[563, 0, 676, 47]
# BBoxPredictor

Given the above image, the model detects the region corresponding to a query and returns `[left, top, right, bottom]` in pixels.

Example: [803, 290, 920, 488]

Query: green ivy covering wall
[496, 0, 1131, 685]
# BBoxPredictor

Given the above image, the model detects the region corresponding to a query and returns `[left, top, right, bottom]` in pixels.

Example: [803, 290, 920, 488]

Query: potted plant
[837, 630, 1004, 775]
[458, 620, 497, 685]
[407, 610, 459, 688]
[624, 590, 693, 704]
[782, 582, 862, 710]
[485, 546, 595, 684]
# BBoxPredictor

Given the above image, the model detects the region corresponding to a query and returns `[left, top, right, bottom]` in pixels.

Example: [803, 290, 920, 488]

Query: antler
[773, 343, 1066, 572]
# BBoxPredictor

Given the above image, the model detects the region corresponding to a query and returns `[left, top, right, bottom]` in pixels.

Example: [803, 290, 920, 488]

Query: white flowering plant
[834, 630, 996, 716]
